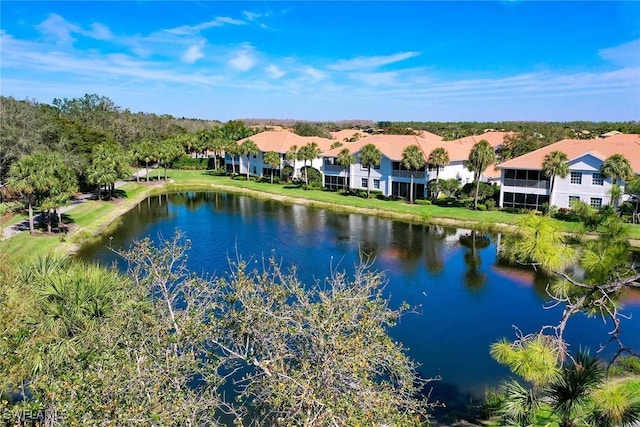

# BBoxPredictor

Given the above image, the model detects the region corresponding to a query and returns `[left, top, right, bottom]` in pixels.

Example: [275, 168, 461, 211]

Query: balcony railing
[503, 178, 550, 189]
[323, 164, 344, 172]
[392, 170, 425, 179]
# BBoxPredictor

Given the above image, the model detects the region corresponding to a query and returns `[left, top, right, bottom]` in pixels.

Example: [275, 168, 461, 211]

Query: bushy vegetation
[171, 155, 210, 170]
[487, 213, 640, 426]
[0, 233, 436, 425]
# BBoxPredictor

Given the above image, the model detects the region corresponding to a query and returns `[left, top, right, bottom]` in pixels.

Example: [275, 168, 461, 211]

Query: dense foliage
[0, 233, 435, 425]
[489, 213, 640, 426]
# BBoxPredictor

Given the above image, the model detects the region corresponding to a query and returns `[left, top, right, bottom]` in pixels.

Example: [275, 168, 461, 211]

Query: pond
[76, 192, 640, 421]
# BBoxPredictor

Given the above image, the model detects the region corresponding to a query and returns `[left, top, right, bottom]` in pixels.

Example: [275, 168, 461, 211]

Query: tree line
[1, 94, 255, 233]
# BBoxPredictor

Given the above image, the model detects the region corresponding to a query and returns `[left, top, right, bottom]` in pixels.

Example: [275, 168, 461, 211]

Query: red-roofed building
[322, 131, 511, 198]
[230, 129, 336, 178]
[497, 134, 640, 210]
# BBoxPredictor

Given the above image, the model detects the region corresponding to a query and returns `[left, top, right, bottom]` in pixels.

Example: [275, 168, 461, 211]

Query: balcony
[503, 178, 550, 189]
[392, 170, 425, 179]
[323, 164, 344, 173]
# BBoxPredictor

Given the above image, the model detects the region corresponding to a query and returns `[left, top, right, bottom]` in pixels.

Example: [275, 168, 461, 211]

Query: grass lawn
[2, 169, 639, 261]
[162, 170, 640, 239]
[0, 232, 63, 262]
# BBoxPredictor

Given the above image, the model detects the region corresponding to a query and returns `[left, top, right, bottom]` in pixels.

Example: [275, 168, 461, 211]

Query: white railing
[503, 179, 549, 189]
[392, 170, 425, 179]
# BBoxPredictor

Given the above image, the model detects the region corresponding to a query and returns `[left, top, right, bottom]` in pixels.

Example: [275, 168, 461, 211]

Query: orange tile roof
[239, 129, 336, 153]
[323, 131, 511, 162]
[330, 129, 370, 142]
[497, 134, 640, 172]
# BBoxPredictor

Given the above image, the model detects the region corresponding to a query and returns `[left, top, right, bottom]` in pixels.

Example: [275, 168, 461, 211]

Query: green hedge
[171, 156, 212, 170]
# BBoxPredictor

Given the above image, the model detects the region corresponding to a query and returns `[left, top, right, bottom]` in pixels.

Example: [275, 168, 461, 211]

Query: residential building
[230, 130, 335, 178]
[497, 134, 640, 210]
[321, 131, 510, 198]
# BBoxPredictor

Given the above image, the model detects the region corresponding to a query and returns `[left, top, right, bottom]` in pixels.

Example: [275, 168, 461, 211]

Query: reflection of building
[497, 134, 640, 210]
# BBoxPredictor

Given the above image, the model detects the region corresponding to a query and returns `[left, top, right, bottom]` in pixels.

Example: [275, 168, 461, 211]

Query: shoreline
[5, 175, 640, 258]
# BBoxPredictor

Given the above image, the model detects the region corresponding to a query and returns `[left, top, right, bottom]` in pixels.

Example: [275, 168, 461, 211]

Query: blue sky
[1, 1, 639, 122]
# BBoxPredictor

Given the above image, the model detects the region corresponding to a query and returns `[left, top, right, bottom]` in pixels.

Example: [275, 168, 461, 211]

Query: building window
[373, 179, 380, 189]
[570, 172, 582, 185]
[361, 178, 368, 188]
[590, 197, 602, 209]
[568, 196, 580, 207]
[592, 173, 603, 186]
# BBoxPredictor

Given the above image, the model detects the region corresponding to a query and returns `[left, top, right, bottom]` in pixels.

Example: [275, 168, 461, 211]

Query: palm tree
[285, 145, 299, 181]
[498, 379, 540, 427]
[601, 154, 633, 206]
[263, 150, 281, 184]
[542, 150, 570, 209]
[337, 148, 355, 193]
[157, 138, 183, 180]
[133, 139, 157, 182]
[359, 144, 382, 198]
[547, 351, 604, 427]
[240, 139, 259, 181]
[299, 142, 320, 190]
[7, 153, 77, 234]
[466, 140, 496, 210]
[625, 175, 640, 223]
[428, 147, 449, 201]
[401, 145, 426, 203]
[226, 141, 240, 175]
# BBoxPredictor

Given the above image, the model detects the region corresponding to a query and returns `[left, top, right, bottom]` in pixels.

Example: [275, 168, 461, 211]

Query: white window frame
[592, 173, 603, 186]
[590, 197, 602, 209]
[570, 172, 582, 185]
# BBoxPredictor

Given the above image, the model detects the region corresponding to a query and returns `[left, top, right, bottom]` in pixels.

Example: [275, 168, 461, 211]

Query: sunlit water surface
[76, 192, 640, 421]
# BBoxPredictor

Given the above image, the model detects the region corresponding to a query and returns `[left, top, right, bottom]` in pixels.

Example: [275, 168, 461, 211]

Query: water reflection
[75, 192, 640, 420]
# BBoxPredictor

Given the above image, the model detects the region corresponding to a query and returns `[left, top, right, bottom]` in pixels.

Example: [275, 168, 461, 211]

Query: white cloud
[36, 13, 78, 44]
[266, 64, 285, 79]
[229, 48, 256, 72]
[87, 23, 113, 41]
[165, 17, 245, 35]
[349, 71, 398, 86]
[183, 44, 204, 64]
[303, 66, 325, 81]
[329, 52, 420, 71]
[599, 39, 640, 67]
[36, 13, 114, 44]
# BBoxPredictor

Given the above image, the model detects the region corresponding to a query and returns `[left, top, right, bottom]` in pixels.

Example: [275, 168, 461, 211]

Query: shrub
[485, 199, 496, 210]
[611, 355, 640, 375]
[460, 182, 494, 201]
[415, 199, 432, 206]
[476, 204, 487, 211]
[0, 201, 24, 216]
[172, 155, 208, 170]
[300, 166, 322, 183]
[281, 165, 294, 181]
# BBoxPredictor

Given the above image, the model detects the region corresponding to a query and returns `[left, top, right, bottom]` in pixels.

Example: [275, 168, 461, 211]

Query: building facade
[498, 134, 640, 210]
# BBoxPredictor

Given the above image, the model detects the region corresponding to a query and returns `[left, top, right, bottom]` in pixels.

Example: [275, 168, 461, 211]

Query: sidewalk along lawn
[0, 183, 151, 262]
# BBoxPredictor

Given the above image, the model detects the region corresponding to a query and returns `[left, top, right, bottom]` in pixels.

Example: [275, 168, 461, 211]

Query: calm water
[76, 192, 640, 419]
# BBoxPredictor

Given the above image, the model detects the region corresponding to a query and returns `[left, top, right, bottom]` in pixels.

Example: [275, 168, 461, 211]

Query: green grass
[66, 201, 115, 228]
[162, 170, 640, 239]
[3, 169, 639, 262]
[0, 232, 63, 262]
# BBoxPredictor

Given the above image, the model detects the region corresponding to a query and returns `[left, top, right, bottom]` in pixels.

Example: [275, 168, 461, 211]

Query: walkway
[1, 169, 150, 241]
